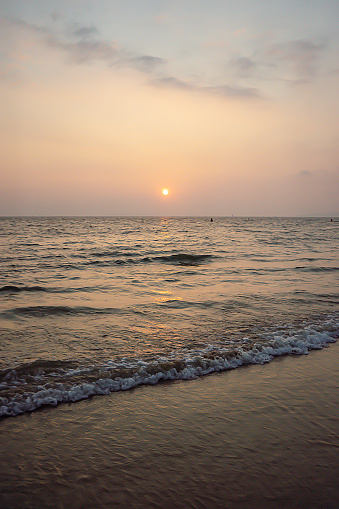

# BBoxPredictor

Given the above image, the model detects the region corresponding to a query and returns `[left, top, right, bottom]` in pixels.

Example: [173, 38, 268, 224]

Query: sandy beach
[1, 341, 338, 509]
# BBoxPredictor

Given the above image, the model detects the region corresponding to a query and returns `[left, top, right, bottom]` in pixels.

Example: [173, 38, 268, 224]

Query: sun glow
[162, 188, 169, 196]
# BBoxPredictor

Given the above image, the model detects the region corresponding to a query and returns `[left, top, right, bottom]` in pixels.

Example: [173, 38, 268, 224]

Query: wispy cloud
[208, 84, 260, 98]
[5, 17, 164, 69]
[265, 39, 326, 81]
[3, 17, 262, 99]
[229, 56, 257, 78]
[152, 76, 260, 98]
[224, 38, 327, 88]
[127, 55, 166, 73]
[47, 37, 118, 64]
[70, 24, 100, 39]
[1, 16, 329, 99]
[298, 170, 312, 177]
[152, 76, 194, 90]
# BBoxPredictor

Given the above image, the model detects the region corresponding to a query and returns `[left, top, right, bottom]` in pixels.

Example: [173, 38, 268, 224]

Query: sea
[0, 216, 338, 418]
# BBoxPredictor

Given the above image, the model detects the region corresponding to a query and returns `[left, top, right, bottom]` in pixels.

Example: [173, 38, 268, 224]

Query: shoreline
[1, 342, 339, 508]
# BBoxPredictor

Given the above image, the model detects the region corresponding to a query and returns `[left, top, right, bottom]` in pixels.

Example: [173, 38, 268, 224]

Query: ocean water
[0, 216, 338, 417]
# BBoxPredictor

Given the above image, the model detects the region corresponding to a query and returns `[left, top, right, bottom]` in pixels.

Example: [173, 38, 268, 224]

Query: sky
[1, 0, 338, 216]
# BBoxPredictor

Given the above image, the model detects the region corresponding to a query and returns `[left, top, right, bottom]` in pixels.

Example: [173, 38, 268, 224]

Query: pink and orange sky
[1, 0, 338, 216]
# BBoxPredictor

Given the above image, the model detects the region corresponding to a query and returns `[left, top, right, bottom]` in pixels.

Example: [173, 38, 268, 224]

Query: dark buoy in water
[210, 217, 213, 222]
[331, 218, 333, 222]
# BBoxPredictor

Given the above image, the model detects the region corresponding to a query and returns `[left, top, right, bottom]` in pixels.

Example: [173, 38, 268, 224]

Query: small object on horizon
[210, 217, 213, 222]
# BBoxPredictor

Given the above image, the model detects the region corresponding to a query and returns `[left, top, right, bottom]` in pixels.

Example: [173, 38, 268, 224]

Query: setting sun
[162, 189, 169, 196]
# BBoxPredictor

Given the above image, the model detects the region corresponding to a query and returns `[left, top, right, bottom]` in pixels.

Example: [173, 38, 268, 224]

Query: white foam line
[0, 325, 337, 417]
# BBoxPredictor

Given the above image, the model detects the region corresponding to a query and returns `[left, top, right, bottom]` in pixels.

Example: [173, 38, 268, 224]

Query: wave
[154, 253, 212, 265]
[0, 315, 337, 418]
[159, 299, 217, 309]
[90, 250, 138, 258]
[35, 252, 214, 269]
[294, 266, 338, 273]
[0, 359, 78, 379]
[16, 242, 41, 247]
[85, 253, 213, 267]
[0, 285, 48, 293]
[0, 285, 113, 295]
[0, 305, 123, 318]
[44, 257, 336, 272]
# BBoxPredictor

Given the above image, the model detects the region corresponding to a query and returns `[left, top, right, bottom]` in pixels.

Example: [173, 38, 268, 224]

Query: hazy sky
[1, 0, 338, 216]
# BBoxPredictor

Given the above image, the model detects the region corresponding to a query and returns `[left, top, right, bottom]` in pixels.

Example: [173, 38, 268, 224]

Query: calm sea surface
[0, 216, 338, 417]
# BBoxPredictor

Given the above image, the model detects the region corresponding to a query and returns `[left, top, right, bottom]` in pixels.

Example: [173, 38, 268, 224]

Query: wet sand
[1, 342, 338, 509]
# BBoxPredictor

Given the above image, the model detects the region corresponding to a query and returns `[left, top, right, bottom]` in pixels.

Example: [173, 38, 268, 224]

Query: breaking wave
[1, 315, 337, 418]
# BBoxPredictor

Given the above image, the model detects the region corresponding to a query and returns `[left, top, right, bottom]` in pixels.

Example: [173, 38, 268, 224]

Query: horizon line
[0, 215, 338, 219]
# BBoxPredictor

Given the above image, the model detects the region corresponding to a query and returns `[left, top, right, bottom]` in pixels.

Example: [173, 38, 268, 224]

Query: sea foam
[0, 320, 337, 418]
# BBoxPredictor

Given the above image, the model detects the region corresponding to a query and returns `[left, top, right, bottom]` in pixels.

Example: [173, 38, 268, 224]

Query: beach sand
[1, 342, 338, 509]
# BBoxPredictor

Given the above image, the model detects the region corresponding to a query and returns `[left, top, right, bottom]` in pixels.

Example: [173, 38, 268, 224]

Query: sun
[162, 188, 169, 196]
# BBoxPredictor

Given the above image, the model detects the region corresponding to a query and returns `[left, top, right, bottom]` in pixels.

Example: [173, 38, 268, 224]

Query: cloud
[47, 37, 117, 64]
[152, 76, 194, 90]
[7, 17, 166, 70]
[207, 84, 260, 98]
[151, 76, 260, 98]
[229, 56, 257, 78]
[50, 36, 166, 71]
[5, 17, 325, 101]
[222, 37, 328, 91]
[3, 16, 262, 99]
[71, 25, 100, 39]
[298, 170, 312, 177]
[266, 39, 325, 80]
[12, 17, 49, 35]
[127, 55, 166, 73]
[9, 18, 115, 65]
